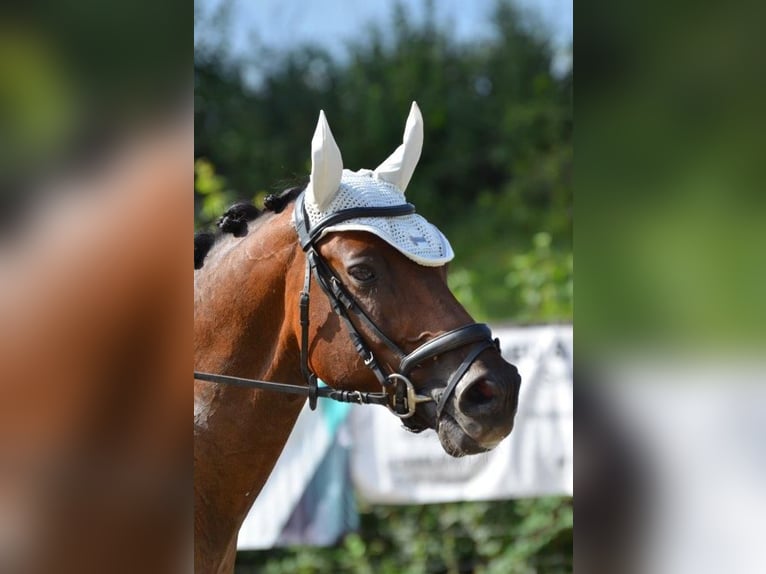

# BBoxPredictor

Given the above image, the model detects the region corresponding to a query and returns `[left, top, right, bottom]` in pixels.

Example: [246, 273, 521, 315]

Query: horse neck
[194, 207, 302, 378]
[194, 207, 308, 567]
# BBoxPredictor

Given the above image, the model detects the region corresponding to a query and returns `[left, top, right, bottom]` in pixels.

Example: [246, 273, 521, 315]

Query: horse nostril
[462, 378, 499, 407]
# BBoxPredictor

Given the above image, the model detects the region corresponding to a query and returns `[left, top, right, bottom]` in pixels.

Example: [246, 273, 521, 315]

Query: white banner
[350, 325, 573, 503]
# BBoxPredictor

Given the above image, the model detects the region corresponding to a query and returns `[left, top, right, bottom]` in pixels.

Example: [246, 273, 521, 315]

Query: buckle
[385, 374, 432, 419]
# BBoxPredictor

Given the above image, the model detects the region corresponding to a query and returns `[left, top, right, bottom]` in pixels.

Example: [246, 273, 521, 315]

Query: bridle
[194, 191, 500, 424]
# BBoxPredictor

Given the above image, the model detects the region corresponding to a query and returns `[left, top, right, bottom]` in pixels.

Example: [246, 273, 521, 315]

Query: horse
[194, 103, 521, 573]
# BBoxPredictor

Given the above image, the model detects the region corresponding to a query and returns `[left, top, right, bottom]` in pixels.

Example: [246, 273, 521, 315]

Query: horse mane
[194, 185, 305, 270]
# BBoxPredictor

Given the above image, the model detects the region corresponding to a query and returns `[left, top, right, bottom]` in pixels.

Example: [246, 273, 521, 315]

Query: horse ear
[374, 101, 424, 193]
[307, 110, 343, 210]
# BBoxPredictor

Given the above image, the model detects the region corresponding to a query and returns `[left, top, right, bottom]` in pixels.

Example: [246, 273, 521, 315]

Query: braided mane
[194, 186, 304, 270]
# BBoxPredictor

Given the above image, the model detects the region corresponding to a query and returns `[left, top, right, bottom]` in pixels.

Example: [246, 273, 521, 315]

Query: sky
[196, 0, 572, 74]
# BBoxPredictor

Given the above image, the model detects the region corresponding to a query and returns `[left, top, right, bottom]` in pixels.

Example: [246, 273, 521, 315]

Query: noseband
[194, 192, 500, 423]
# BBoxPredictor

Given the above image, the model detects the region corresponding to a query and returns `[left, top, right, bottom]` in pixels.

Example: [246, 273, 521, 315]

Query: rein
[194, 192, 499, 421]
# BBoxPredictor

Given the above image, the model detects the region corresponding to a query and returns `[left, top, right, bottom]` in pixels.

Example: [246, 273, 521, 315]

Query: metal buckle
[385, 373, 432, 419]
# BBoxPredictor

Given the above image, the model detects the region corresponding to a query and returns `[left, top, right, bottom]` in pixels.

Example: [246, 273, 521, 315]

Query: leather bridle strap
[298, 250, 318, 406]
[295, 192, 415, 401]
[296, 201, 416, 250]
[309, 251, 405, 364]
[193, 371, 391, 407]
[435, 339, 496, 419]
[307, 251, 390, 387]
[399, 323, 494, 375]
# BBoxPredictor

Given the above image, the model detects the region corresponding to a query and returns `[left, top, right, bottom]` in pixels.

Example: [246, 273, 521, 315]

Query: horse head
[294, 103, 521, 457]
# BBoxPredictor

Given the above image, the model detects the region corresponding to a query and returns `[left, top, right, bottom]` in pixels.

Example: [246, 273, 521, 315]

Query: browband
[295, 192, 416, 250]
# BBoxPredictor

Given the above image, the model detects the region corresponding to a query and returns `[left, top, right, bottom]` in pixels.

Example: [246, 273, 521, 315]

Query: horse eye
[348, 264, 376, 283]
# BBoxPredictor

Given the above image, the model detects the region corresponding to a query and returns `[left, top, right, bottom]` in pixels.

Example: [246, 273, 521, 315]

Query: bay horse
[194, 103, 521, 573]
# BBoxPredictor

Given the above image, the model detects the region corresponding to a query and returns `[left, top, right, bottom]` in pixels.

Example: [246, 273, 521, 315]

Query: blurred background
[0, 1, 189, 227]
[576, 0, 766, 572]
[0, 1, 191, 572]
[195, 0, 572, 572]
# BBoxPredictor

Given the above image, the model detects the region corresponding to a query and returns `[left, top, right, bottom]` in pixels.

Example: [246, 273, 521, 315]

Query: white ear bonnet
[299, 102, 454, 267]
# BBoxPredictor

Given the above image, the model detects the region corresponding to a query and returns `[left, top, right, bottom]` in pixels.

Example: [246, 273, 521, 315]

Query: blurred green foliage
[576, 0, 766, 352]
[237, 497, 572, 574]
[450, 230, 573, 322]
[194, 157, 235, 225]
[0, 30, 76, 178]
[195, 0, 571, 572]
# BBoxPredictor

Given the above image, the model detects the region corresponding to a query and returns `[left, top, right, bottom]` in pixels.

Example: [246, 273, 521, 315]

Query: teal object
[317, 380, 351, 434]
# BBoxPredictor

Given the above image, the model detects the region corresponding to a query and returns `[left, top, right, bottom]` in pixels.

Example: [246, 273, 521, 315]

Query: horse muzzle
[395, 334, 522, 456]
[452, 369, 521, 448]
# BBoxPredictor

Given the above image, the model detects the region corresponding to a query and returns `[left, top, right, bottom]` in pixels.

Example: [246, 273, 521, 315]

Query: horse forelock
[193, 185, 305, 270]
